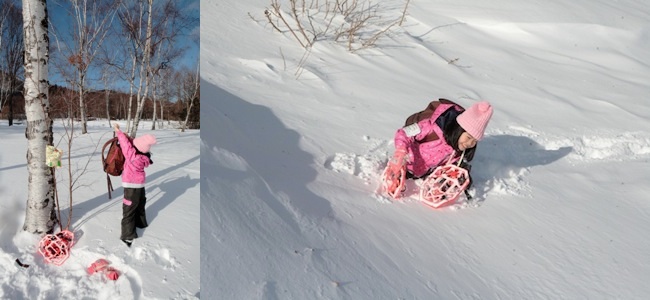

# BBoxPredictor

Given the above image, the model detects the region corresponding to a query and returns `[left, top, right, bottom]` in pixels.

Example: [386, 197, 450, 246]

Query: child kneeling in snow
[384, 99, 493, 198]
[113, 123, 157, 247]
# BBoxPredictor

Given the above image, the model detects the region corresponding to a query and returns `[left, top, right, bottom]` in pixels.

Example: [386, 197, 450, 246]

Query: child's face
[458, 132, 477, 151]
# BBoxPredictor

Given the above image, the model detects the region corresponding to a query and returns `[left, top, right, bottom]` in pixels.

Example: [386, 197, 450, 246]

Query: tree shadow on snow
[68, 155, 199, 234]
[469, 134, 573, 203]
[201, 81, 333, 233]
[146, 174, 199, 224]
[0, 198, 23, 256]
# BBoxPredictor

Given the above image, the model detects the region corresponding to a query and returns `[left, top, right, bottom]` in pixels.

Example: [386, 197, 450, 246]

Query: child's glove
[383, 149, 408, 198]
[87, 259, 109, 275]
[105, 267, 120, 280]
[112, 123, 120, 132]
[87, 258, 120, 281]
[388, 149, 407, 169]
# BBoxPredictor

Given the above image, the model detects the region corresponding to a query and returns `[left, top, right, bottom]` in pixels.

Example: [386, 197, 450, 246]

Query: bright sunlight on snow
[201, 0, 650, 299]
[1, 120, 199, 299]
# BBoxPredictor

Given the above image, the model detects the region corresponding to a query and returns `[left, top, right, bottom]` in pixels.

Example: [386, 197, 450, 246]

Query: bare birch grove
[4, 0, 199, 134]
[116, 0, 195, 137]
[123, 0, 153, 137]
[64, 0, 118, 134]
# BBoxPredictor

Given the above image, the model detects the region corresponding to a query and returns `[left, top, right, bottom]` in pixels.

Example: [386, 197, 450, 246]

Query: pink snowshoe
[420, 151, 470, 208]
[38, 230, 74, 266]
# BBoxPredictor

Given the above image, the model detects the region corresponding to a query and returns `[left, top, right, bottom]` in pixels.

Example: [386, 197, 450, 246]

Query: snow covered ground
[201, 0, 650, 299]
[0, 120, 199, 299]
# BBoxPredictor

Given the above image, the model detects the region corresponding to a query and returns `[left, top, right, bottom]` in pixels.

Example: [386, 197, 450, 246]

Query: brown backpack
[403, 98, 476, 162]
[101, 134, 125, 198]
[404, 98, 458, 127]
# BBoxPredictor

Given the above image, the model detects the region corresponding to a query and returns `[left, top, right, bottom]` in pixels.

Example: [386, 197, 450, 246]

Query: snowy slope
[201, 0, 650, 298]
[0, 121, 199, 299]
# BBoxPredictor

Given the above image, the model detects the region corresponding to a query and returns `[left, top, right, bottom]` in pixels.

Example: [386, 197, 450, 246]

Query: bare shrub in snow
[263, 0, 409, 52]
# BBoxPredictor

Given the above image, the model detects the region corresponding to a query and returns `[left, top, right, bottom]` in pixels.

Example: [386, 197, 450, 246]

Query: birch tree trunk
[129, 0, 154, 138]
[181, 96, 194, 132]
[77, 69, 87, 133]
[22, 0, 57, 234]
[0, 2, 8, 120]
[159, 98, 164, 128]
[104, 85, 110, 125]
[1, 2, 24, 127]
[181, 65, 199, 133]
[126, 54, 136, 132]
[151, 73, 157, 130]
[100, 66, 113, 125]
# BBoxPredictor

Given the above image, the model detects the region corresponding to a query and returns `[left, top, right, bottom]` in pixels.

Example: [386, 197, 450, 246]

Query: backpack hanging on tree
[101, 133, 125, 199]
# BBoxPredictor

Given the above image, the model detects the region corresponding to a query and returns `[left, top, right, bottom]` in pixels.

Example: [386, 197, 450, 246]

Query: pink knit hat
[133, 134, 157, 153]
[457, 101, 493, 140]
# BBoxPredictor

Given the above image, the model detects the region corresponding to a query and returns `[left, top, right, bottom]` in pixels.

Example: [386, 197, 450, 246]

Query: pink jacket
[116, 131, 151, 188]
[394, 103, 461, 177]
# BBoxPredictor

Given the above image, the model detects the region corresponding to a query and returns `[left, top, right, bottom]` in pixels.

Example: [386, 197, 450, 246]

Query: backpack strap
[107, 174, 114, 199]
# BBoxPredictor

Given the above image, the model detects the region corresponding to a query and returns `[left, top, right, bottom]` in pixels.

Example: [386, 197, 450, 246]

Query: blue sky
[44, 0, 199, 91]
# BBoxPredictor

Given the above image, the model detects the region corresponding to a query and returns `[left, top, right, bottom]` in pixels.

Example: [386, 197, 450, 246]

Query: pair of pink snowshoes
[381, 152, 469, 208]
[38, 230, 120, 281]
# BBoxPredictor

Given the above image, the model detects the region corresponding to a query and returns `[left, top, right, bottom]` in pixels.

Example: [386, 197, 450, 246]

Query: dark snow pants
[121, 187, 148, 240]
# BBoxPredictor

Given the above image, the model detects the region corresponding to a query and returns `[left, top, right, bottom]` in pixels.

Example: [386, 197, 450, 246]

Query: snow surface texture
[0, 121, 199, 299]
[201, 0, 650, 299]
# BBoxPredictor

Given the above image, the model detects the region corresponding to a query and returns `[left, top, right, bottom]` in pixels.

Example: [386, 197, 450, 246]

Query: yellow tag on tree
[46, 145, 62, 168]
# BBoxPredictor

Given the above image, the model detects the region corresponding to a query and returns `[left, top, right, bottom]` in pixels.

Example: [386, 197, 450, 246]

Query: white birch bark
[0, 4, 7, 114]
[22, 0, 56, 234]
[159, 94, 164, 128]
[126, 53, 136, 132]
[150, 73, 157, 130]
[129, 0, 153, 138]
[181, 64, 199, 132]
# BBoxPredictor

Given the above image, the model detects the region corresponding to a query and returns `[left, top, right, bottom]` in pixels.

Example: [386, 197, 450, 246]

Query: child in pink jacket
[385, 99, 493, 197]
[112, 123, 157, 247]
